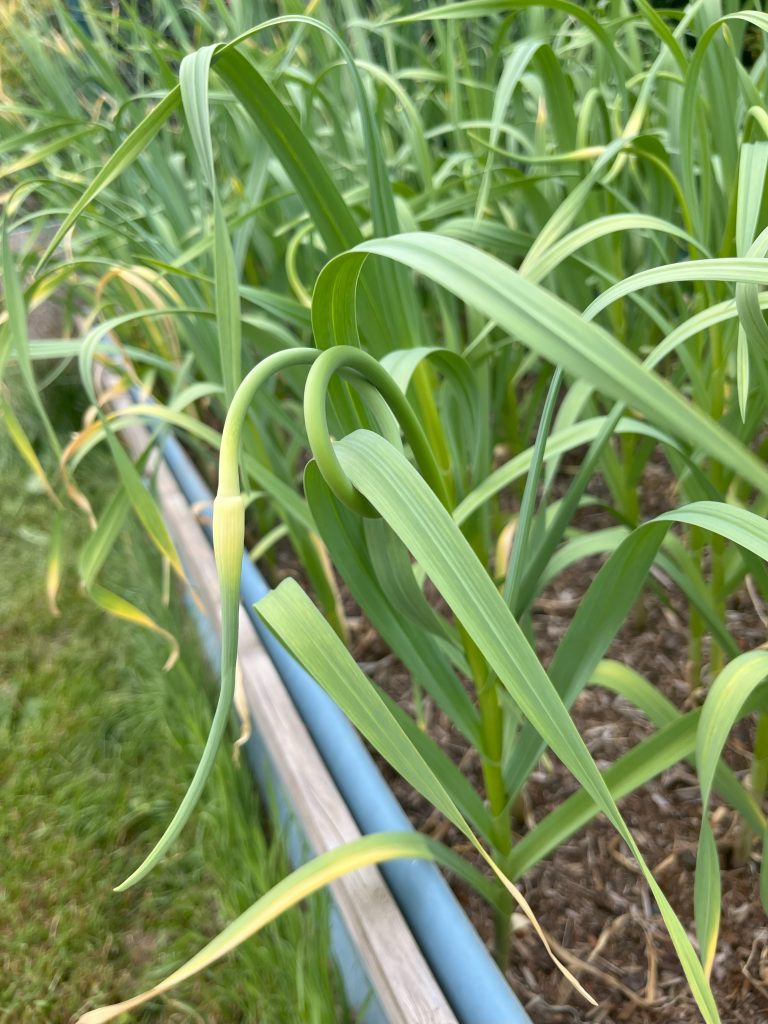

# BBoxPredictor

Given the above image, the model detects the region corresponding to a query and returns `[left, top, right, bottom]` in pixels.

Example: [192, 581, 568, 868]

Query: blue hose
[160, 432, 530, 1024]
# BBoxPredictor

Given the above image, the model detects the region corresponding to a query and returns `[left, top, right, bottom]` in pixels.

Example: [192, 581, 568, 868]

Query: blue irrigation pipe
[160, 431, 531, 1024]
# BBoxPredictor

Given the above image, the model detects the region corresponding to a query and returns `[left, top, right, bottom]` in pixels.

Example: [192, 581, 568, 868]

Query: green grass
[0, 415, 349, 1024]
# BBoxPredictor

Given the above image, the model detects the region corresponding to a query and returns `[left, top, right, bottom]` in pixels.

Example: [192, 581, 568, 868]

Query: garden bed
[359, 572, 766, 1023]
[506, 474, 765, 1022]
[267, 455, 768, 1023]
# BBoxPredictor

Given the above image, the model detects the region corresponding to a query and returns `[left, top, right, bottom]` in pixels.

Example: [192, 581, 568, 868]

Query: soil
[264, 451, 768, 1024]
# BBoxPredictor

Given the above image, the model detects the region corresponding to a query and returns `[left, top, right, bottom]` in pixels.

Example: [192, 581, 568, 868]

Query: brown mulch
[271, 451, 768, 1023]
[504, 581, 767, 1024]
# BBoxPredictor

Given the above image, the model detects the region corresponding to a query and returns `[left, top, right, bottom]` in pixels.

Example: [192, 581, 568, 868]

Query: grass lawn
[0, 403, 350, 1023]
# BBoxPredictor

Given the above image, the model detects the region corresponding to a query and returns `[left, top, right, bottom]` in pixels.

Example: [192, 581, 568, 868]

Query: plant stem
[461, 623, 514, 966]
[688, 525, 706, 690]
[736, 711, 768, 863]
[708, 319, 727, 678]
